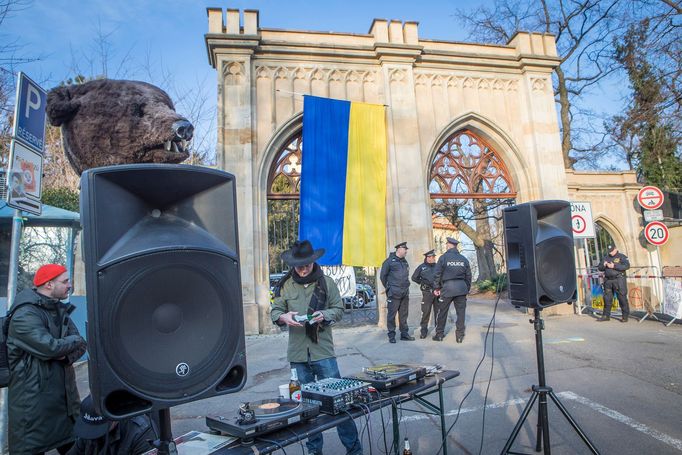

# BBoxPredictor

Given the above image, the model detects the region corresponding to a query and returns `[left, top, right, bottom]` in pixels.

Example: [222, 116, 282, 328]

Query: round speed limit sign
[644, 221, 669, 246]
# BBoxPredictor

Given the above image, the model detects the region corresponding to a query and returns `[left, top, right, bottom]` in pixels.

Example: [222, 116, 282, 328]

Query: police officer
[433, 237, 471, 342]
[380, 242, 414, 343]
[597, 243, 630, 322]
[411, 249, 437, 339]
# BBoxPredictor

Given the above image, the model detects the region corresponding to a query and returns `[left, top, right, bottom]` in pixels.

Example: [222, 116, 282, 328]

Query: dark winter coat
[434, 249, 472, 298]
[411, 261, 437, 292]
[380, 253, 410, 298]
[66, 415, 155, 455]
[597, 252, 630, 280]
[7, 289, 87, 455]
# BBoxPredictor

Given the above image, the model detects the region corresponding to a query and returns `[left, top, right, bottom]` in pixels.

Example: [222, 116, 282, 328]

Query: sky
[2, 0, 623, 164]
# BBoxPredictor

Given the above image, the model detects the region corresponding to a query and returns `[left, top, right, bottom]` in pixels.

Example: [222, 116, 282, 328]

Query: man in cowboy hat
[433, 237, 472, 342]
[412, 249, 438, 339]
[380, 242, 414, 343]
[7, 264, 87, 455]
[270, 240, 362, 455]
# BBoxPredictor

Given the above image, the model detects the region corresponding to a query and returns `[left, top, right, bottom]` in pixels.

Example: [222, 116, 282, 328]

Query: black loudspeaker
[81, 164, 246, 419]
[502, 200, 577, 308]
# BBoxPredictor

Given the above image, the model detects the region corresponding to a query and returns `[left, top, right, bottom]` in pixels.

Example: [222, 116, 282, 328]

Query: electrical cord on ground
[434, 272, 504, 455]
[477, 272, 503, 455]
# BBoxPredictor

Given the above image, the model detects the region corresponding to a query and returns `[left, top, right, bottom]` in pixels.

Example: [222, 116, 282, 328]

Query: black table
[211, 369, 460, 455]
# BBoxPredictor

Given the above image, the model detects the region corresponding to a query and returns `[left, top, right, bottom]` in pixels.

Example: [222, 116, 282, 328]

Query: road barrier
[576, 266, 665, 323]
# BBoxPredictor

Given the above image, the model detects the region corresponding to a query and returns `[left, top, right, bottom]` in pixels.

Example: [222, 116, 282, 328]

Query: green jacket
[7, 289, 87, 455]
[270, 276, 344, 363]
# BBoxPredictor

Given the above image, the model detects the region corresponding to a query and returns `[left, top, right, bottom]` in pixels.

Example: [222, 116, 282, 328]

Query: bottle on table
[289, 368, 302, 402]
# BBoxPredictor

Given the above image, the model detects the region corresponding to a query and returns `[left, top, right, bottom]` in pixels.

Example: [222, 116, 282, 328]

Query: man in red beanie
[7, 264, 87, 455]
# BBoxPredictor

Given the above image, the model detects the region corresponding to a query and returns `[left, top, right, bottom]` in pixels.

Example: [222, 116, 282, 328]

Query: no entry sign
[637, 186, 664, 210]
[644, 221, 669, 246]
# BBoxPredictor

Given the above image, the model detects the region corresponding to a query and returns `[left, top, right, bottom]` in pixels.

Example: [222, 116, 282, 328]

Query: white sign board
[663, 278, 682, 320]
[6, 140, 43, 215]
[321, 265, 357, 298]
[643, 209, 664, 222]
[570, 202, 595, 238]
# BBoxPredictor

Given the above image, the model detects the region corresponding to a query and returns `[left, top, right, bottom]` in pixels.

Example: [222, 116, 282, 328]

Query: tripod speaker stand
[501, 308, 600, 455]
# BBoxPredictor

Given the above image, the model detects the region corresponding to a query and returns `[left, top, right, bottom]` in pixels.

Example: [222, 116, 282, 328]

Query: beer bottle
[289, 368, 302, 402]
[403, 437, 412, 455]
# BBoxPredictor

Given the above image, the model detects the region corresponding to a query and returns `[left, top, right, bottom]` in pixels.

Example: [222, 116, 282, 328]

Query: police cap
[446, 237, 459, 245]
[394, 241, 408, 250]
[423, 249, 436, 257]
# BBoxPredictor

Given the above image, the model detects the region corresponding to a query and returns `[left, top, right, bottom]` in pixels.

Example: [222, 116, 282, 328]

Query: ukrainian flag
[299, 95, 387, 267]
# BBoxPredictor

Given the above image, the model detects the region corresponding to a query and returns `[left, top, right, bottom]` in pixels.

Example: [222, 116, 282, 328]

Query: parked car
[343, 283, 375, 309]
[269, 272, 287, 291]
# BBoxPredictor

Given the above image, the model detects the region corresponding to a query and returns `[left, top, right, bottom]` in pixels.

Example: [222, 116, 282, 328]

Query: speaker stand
[153, 408, 178, 455]
[501, 308, 600, 455]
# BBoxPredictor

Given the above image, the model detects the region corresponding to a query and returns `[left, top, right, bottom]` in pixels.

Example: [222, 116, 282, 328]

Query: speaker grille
[98, 250, 241, 399]
[536, 236, 576, 302]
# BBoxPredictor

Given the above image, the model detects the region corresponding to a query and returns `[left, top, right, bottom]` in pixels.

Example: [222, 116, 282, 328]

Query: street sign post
[11, 72, 48, 152]
[644, 221, 669, 246]
[7, 141, 43, 215]
[637, 186, 664, 210]
[570, 201, 595, 238]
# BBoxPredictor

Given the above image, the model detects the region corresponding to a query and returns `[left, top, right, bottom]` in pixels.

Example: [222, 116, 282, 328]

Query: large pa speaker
[81, 164, 246, 419]
[502, 200, 577, 308]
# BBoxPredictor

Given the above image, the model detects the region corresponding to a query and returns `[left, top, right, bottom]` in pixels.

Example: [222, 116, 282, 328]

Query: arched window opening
[586, 222, 617, 268]
[429, 130, 516, 282]
[267, 133, 302, 274]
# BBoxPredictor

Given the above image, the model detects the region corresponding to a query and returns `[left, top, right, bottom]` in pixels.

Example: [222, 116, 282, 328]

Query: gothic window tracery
[429, 130, 516, 199]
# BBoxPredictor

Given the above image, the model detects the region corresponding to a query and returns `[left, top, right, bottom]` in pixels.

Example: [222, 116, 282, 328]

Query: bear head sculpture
[46, 79, 192, 175]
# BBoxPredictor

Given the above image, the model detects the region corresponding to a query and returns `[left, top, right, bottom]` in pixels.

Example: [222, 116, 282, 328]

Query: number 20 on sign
[644, 221, 669, 246]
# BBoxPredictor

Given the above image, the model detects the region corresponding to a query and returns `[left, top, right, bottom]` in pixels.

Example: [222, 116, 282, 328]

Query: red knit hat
[33, 264, 68, 287]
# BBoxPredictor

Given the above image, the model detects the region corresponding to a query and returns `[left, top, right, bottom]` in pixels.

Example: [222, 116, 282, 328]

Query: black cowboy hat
[281, 240, 325, 267]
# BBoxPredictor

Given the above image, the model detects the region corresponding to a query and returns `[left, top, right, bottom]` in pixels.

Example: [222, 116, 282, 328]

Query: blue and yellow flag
[299, 95, 387, 267]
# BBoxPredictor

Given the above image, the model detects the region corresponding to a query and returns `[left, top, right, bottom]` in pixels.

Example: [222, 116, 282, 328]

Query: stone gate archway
[429, 129, 517, 282]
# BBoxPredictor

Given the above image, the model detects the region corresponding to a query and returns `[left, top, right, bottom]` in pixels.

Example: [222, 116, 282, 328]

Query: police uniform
[411, 250, 437, 339]
[597, 245, 630, 321]
[433, 238, 471, 342]
[380, 242, 413, 342]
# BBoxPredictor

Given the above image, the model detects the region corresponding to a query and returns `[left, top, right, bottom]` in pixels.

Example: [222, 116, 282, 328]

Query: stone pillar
[510, 32, 569, 200]
[207, 9, 262, 334]
[373, 20, 428, 331]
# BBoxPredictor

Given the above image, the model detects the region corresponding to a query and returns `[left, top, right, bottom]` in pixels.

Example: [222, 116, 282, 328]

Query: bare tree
[0, 0, 40, 168]
[460, 0, 623, 168]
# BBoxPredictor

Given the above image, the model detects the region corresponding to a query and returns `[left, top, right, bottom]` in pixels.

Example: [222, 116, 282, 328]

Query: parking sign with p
[12, 72, 47, 152]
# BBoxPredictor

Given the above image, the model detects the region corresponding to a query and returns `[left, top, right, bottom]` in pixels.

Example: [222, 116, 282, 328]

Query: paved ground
[74, 296, 682, 454]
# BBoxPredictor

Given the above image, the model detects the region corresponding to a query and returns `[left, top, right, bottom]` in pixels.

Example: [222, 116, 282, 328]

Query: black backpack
[0, 303, 36, 387]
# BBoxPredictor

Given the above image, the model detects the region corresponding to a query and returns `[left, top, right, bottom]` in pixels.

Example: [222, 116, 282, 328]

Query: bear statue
[46, 79, 192, 175]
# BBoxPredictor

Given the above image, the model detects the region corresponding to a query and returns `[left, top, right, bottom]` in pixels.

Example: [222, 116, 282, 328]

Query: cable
[256, 437, 287, 454]
[478, 273, 503, 455]
[434, 273, 504, 455]
[284, 428, 306, 452]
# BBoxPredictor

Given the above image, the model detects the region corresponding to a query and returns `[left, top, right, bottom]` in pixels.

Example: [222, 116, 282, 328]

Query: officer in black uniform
[411, 249, 437, 339]
[380, 242, 414, 343]
[433, 237, 471, 342]
[596, 243, 630, 322]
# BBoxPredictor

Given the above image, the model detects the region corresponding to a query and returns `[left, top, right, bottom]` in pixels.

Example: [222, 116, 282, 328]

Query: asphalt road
[73, 296, 682, 454]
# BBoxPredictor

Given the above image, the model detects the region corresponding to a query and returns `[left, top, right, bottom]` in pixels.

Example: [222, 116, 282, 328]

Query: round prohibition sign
[571, 214, 587, 234]
[644, 221, 669, 246]
[638, 186, 664, 210]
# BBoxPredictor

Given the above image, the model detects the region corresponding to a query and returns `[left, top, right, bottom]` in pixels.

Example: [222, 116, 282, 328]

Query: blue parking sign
[13, 72, 47, 152]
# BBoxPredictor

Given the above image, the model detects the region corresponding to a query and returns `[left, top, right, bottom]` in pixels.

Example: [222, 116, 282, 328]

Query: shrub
[476, 273, 507, 293]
